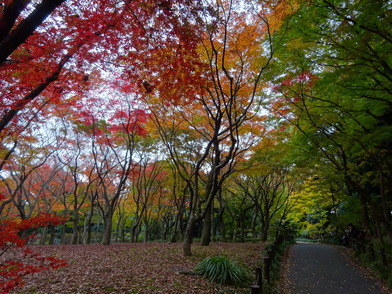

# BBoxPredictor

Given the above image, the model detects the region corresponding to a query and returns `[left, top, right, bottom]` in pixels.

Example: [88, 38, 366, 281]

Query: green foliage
[343, 236, 392, 288]
[193, 256, 249, 286]
[267, 0, 392, 251]
[333, 197, 362, 230]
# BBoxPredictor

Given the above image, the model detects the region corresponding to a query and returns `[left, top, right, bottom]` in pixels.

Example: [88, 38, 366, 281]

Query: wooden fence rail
[250, 231, 294, 294]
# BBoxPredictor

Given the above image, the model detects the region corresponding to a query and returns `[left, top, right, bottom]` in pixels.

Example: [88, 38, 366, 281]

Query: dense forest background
[0, 0, 391, 260]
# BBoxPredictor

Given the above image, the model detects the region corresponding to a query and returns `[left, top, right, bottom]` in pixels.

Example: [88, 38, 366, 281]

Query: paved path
[284, 242, 390, 294]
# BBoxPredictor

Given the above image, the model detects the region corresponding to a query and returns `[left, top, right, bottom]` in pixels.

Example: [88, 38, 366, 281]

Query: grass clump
[193, 255, 249, 286]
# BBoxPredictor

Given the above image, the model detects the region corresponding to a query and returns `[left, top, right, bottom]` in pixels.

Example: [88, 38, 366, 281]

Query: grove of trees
[1, 0, 391, 283]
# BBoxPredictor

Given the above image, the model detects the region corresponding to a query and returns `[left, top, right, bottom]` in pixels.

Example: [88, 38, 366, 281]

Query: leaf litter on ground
[14, 242, 266, 294]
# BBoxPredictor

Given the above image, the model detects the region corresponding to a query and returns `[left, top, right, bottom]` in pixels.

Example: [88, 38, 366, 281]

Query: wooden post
[268, 249, 273, 262]
[270, 244, 275, 261]
[251, 285, 260, 294]
[278, 234, 283, 245]
[368, 243, 375, 261]
[263, 256, 270, 283]
[381, 249, 388, 266]
[255, 267, 262, 293]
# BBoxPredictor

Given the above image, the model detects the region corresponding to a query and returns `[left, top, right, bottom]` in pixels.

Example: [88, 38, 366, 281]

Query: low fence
[250, 231, 294, 294]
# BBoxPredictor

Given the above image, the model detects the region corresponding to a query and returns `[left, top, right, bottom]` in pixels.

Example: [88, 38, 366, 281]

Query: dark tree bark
[0, 0, 66, 64]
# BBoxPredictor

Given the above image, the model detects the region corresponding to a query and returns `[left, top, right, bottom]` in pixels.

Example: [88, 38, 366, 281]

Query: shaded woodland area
[0, 0, 391, 292]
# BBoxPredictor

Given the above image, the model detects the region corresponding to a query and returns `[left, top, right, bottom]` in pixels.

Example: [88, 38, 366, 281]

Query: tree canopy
[1, 0, 392, 290]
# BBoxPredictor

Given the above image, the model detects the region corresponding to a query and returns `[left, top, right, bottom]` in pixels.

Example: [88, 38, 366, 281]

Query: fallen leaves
[14, 242, 265, 294]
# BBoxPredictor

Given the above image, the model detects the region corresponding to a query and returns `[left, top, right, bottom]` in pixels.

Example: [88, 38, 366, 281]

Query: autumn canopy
[1, 0, 392, 292]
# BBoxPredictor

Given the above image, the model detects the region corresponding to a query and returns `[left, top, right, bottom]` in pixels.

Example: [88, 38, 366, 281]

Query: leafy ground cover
[11, 242, 265, 293]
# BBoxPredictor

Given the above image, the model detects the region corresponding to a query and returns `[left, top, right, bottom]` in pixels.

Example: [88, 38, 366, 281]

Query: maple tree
[0, 0, 205, 164]
[231, 167, 297, 242]
[0, 192, 67, 293]
[216, 125, 301, 242]
[128, 157, 167, 243]
[0, 122, 69, 292]
[66, 92, 149, 245]
[145, 0, 296, 256]
[0, 131, 57, 219]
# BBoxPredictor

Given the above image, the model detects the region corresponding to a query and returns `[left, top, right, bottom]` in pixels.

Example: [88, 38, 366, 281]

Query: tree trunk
[217, 194, 226, 242]
[143, 222, 149, 243]
[0, 0, 66, 64]
[261, 211, 270, 242]
[60, 223, 66, 244]
[120, 224, 126, 243]
[251, 214, 258, 238]
[84, 206, 94, 244]
[71, 210, 79, 245]
[183, 216, 196, 256]
[40, 226, 48, 245]
[48, 225, 55, 245]
[201, 204, 212, 246]
[218, 209, 226, 242]
[102, 210, 113, 245]
[379, 171, 392, 241]
[239, 215, 245, 243]
[171, 205, 185, 242]
[261, 225, 269, 242]
[130, 222, 138, 243]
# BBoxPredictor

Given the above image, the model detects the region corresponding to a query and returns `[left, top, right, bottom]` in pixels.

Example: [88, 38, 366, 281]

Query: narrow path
[283, 242, 390, 294]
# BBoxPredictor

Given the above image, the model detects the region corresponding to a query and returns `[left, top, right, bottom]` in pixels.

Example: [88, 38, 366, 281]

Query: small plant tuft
[193, 255, 249, 286]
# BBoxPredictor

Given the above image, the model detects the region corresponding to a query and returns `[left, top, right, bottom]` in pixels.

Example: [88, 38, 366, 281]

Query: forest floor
[13, 241, 266, 294]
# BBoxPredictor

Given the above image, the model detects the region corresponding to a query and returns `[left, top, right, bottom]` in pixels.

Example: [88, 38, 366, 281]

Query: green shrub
[193, 256, 249, 286]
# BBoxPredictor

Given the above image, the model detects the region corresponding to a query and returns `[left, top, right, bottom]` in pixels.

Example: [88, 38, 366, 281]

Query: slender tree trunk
[347, 178, 372, 235]
[130, 226, 136, 243]
[201, 204, 212, 246]
[379, 171, 392, 241]
[102, 210, 113, 245]
[261, 226, 269, 242]
[183, 216, 197, 256]
[94, 217, 103, 243]
[261, 211, 270, 242]
[83, 213, 90, 244]
[0, 0, 66, 64]
[115, 217, 121, 243]
[130, 219, 140, 243]
[171, 205, 185, 242]
[143, 222, 148, 243]
[239, 214, 245, 243]
[48, 225, 55, 245]
[71, 210, 79, 245]
[375, 221, 384, 245]
[60, 223, 66, 244]
[218, 209, 226, 242]
[217, 192, 226, 241]
[40, 226, 48, 245]
[229, 220, 235, 241]
[121, 223, 126, 243]
[84, 205, 94, 244]
[251, 214, 257, 238]
[136, 225, 142, 242]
